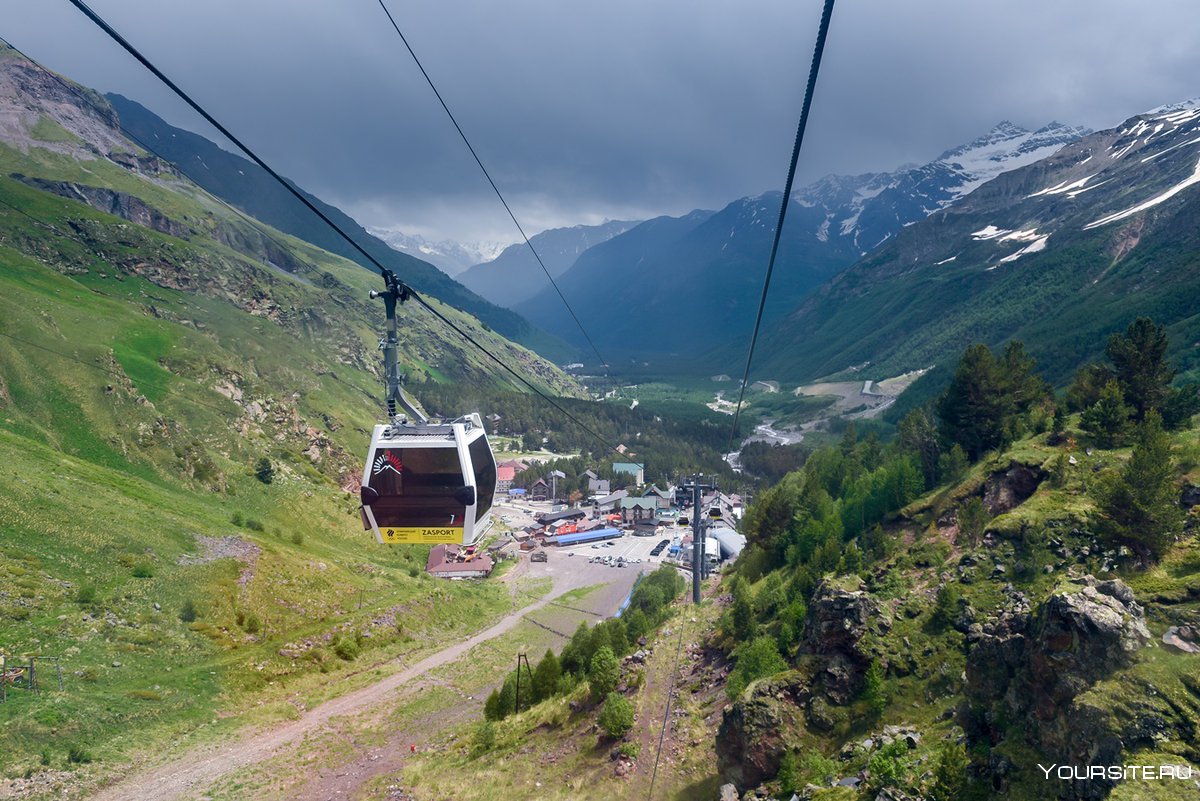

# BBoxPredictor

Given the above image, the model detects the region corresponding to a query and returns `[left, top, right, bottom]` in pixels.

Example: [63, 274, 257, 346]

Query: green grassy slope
[0, 54, 582, 785]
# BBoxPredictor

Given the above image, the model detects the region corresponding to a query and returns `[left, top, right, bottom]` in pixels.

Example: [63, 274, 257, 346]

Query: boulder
[804, 578, 890, 704]
[1026, 579, 1150, 711]
[719, 783, 739, 801]
[962, 577, 1153, 799]
[716, 672, 810, 790]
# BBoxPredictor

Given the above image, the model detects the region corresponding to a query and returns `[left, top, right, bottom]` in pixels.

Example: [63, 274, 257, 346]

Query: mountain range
[457, 219, 639, 309]
[508, 121, 1089, 367]
[754, 100, 1200, 385]
[364, 227, 506, 277]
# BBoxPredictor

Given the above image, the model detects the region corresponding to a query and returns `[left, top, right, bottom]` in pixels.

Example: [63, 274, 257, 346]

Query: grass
[29, 116, 82, 145]
[0, 139, 578, 786]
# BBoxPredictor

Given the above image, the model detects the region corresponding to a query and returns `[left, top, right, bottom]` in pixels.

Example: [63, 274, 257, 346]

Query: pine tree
[898, 407, 941, 489]
[588, 646, 620, 704]
[1079, 380, 1132, 448]
[862, 658, 887, 717]
[531, 650, 561, 703]
[928, 741, 969, 801]
[937, 344, 1012, 461]
[1106, 317, 1174, 421]
[1096, 411, 1184, 564]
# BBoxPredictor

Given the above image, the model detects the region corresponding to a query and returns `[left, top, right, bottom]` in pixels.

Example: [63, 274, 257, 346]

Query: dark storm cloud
[4, 1, 1200, 243]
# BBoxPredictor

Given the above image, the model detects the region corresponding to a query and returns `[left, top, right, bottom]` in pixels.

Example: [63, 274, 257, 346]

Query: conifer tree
[1096, 411, 1184, 564]
[1079, 380, 1132, 448]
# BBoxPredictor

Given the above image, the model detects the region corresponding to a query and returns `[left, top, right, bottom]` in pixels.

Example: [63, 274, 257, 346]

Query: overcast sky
[4, 1, 1200, 245]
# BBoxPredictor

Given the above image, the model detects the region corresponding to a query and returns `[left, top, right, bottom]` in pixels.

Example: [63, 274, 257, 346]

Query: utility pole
[513, 652, 532, 716]
[691, 474, 702, 603]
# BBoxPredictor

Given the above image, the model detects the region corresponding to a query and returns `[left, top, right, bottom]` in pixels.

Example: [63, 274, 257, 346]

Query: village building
[496, 465, 516, 494]
[617, 496, 659, 525]
[425, 544, 494, 579]
[593, 489, 628, 514]
[641, 485, 673, 510]
[612, 461, 645, 485]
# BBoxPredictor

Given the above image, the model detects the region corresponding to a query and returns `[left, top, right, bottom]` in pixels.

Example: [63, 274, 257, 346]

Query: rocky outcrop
[11, 174, 189, 238]
[1027, 580, 1150, 713]
[715, 671, 810, 790]
[962, 577, 1152, 799]
[982, 460, 1046, 516]
[804, 577, 891, 704]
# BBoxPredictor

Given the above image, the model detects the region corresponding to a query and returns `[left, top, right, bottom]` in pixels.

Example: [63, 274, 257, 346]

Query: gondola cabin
[360, 413, 497, 546]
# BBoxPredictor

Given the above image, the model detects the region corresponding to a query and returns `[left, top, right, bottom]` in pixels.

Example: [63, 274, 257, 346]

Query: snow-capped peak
[779, 120, 1089, 255]
[367, 227, 508, 277]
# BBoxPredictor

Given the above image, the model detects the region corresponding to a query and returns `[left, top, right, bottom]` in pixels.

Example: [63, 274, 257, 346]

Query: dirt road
[88, 552, 643, 801]
[90, 593, 562, 801]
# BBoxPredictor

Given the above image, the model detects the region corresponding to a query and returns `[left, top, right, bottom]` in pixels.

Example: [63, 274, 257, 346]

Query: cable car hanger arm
[369, 269, 428, 425]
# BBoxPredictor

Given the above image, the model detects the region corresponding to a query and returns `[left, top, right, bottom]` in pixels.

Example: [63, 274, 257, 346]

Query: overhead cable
[45, 5, 634, 461]
[374, 0, 610, 371]
[726, 0, 838, 454]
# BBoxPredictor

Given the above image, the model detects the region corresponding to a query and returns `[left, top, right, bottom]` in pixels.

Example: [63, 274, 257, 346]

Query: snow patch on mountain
[782, 121, 1088, 256]
[1083, 156, 1200, 230]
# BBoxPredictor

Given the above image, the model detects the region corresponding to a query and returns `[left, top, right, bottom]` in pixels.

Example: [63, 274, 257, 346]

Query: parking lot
[489, 499, 687, 614]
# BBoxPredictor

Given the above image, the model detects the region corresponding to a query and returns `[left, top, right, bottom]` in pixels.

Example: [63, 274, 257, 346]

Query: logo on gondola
[372, 451, 403, 476]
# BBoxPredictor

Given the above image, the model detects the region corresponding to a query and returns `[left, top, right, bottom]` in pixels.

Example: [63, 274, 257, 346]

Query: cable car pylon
[359, 270, 498, 546]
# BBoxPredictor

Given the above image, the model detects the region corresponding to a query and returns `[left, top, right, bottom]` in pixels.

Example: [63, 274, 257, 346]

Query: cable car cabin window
[367, 447, 467, 529]
[469, 435, 497, 520]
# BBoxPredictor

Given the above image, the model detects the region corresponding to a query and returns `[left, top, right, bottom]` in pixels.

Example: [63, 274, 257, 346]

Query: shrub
[245, 518, 264, 532]
[179, 599, 198, 623]
[777, 750, 801, 797]
[867, 739, 910, 791]
[597, 691, 634, 738]
[616, 741, 641, 760]
[66, 745, 93, 764]
[931, 584, 961, 629]
[291, 532, 304, 546]
[333, 634, 360, 661]
[244, 614, 261, 634]
[231, 511, 244, 527]
[726, 636, 787, 699]
[470, 720, 496, 757]
[75, 583, 97, 606]
[255, 457, 275, 484]
[131, 562, 154, 578]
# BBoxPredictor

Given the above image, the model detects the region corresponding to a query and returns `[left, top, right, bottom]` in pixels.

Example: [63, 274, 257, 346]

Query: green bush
[616, 741, 641, 760]
[179, 598, 197, 623]
[867, 740, 910, 791]
[597, 691, 635, 738]
[255, 457, 275, 484]
[75, 583, 97, 606]
[291, 532, 304, 546]
[470, 720, 496, 757]
[726, 636, 787, 699]
[333, 634, 360, 661]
